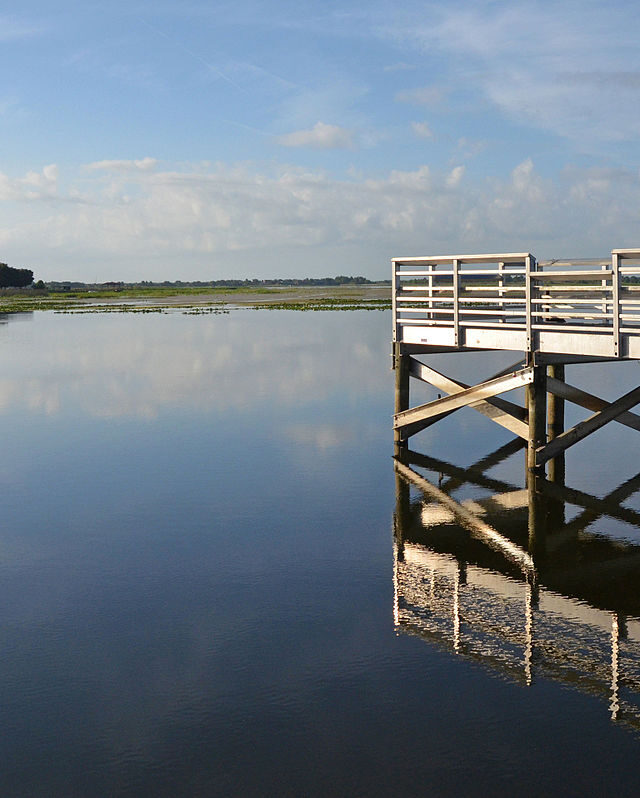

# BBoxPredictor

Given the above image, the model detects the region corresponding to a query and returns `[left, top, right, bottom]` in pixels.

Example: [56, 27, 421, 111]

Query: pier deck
[392, 248, 640, 471]
[393, 249, 640, 359]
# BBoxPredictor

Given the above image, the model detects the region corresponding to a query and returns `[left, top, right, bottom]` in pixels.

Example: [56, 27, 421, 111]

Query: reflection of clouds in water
[284, 423, 355, 451]
[0, 311, 390, 419]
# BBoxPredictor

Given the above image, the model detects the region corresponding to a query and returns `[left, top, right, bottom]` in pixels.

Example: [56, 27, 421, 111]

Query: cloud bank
[0, 156, 639, 280]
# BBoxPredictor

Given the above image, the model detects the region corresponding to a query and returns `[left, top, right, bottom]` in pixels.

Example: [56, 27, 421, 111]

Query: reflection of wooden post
[547, 363, 565, 485]
[527, 360, 546, 473]
[394, 467, 410, 557]
[527, 473, 547, 559]
[394, 343, 410, 447]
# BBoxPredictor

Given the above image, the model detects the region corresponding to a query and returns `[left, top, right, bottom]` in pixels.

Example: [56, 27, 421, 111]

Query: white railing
[392, 249, 640, 356]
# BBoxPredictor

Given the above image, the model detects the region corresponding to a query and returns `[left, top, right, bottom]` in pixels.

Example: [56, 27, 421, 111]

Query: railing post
[392, 258, 399, 345]
[498, 260, 505, 323]
[525, 255, 535, 351]
[453, 258, 460, 347]
[428, 262, 434, 321]
[612, 251, 621, 357]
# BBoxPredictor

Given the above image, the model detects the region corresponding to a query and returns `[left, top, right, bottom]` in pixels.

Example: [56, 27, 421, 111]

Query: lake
[1, 308, 640, 796]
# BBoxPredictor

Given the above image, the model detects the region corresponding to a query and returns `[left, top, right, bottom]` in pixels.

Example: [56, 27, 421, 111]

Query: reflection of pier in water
[393, 440, 640, 730]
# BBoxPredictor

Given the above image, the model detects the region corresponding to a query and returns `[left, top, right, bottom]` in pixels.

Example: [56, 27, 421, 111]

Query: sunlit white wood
[394, 367, 533, 429]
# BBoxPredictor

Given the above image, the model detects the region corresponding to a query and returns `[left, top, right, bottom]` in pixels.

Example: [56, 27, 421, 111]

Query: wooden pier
[392, 248, 640, 472]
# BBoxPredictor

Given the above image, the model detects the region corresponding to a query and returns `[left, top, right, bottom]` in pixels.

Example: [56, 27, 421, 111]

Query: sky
[1, 0, 640, 281]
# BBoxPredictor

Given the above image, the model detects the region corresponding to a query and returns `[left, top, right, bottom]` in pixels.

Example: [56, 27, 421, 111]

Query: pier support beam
[547, 364, 565, 486]
[394, 343, 410, 447]
[527, 359, 546, 474]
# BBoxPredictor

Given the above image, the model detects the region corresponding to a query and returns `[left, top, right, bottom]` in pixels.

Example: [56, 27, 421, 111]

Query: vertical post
[525, 255, 534, 351]
[428, 262, 434, 320]
[392, 258, 399, 345]
[612, 251, 621, 357]
[452, 258, 460, 346]
[394, 342, 410, 448]
[547, 363, 565, 487]
[526, 357, 546, 473]
[498, 260, 505, 323]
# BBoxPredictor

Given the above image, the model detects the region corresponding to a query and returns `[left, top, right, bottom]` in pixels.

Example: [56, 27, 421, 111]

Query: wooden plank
[547, 364, 565, 485]
[536, 353, 621, 365]
[453, 258, 460, 346]
[546, 377, 640, 432]
[526, 255, 533, 350]
[394, 344, 410, 445]
[527, 364, 546, 472]
[408, 359, 528, 438]
[393, 367, 533, 430]
[392, 259, 399, 343]
[536, 385, 640, 465]
[612, 249, 640, 257]
[538, 258, 610, 267]
[613, 252, 621, 356]
[392, 253, 531, 264]
[532, 270, 612, 280]
[394, 459, 535, 573]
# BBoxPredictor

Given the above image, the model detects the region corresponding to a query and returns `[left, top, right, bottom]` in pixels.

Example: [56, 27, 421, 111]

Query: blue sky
[1, 0, 640, 280]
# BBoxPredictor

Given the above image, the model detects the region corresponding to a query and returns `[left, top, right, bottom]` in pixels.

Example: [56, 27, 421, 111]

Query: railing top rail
[392, 252, 532, 265]
[612, 249, 640, 258]
[537, 258, 610, 267]
[392, 247, 640, 357]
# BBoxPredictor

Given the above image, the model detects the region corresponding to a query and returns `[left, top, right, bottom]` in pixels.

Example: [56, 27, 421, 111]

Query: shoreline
[0, 284, 391, 314]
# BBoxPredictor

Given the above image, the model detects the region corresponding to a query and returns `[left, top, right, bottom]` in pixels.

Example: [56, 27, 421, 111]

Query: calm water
[1, 309, 640, 796]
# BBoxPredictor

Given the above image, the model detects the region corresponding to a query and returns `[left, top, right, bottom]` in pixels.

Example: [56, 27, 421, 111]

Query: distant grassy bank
[0, 283, 391, 314]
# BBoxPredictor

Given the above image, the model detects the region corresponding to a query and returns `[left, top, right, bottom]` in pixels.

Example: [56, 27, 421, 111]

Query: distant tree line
[138, 275, 379, 287]
[47, 275, 391, 290]
[0, 263, 33, 288]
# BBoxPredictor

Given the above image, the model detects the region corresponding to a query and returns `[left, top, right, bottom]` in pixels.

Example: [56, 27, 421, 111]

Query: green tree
[0, 263, 33, 288]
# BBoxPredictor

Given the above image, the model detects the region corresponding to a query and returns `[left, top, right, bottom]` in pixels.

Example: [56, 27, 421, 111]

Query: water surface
[1, 309, 640, 796]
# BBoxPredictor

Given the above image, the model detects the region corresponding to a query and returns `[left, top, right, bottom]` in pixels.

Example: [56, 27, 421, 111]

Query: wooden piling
[394, 343, 410, 447]
[527, 360, 546, 473]
[547, 363, 565, 485]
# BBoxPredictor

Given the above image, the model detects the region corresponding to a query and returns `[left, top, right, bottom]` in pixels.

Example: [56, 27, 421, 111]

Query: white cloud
[277, 121, 354, 150]
[86, 158, 158, 172]
[0, 164, 59, 201]
[1, 157, 640, 280]
[388, 0, 640, 148]
[411, 121, 433, 140]
[446, 166, 465, 188]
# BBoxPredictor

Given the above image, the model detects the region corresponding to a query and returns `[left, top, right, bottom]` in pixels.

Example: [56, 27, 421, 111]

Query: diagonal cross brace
[409, 359, 529, 439]
[546, 376, 640, 433]
[536, 384, 640, 466]
[393, 366, 534, 432]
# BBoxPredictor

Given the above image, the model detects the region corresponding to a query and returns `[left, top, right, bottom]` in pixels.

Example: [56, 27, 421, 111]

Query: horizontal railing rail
[392, 249, 640, 355]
